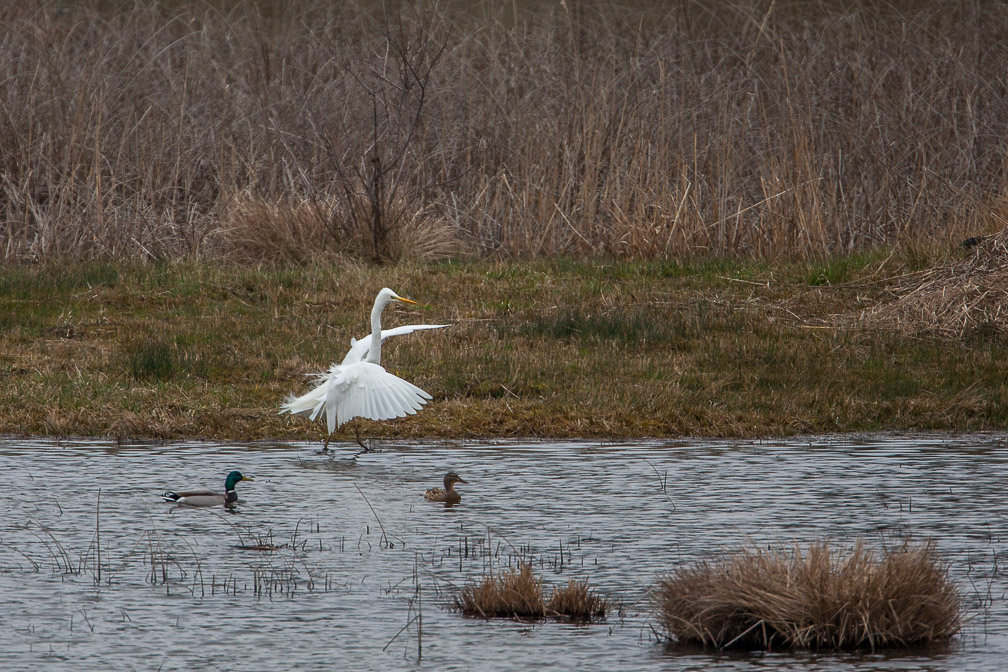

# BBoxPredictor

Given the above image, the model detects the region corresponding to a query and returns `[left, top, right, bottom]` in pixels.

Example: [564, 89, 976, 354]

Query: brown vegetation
[547, 578, 609, 623]
[865, 227, 1008, 337]
[454, 564, 546, 620]
[454, 563, 608, 622]
[657, 540, 963, 651]
[2, 1, 1007, 262]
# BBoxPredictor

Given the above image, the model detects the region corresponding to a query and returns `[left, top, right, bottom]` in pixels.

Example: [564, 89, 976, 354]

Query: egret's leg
[354, 424, 368, 452]
[322, 433, 331, 453]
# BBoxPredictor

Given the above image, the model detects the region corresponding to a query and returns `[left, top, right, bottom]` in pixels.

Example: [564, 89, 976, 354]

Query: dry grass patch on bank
[867, 227, 1008, 338]
[220, 192, 464, 264]
[454, 564, 608, 623]
[657, 540, 962, 651]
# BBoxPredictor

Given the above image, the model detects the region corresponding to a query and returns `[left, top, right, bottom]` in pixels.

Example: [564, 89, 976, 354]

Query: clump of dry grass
[219, 192, 465, 264]
[657, 540, 962, 651]
[866, 226, 1008, 337]
[454, 564, 545, 620]
[454, 564, 608, 622]
[547, 578, 609, 623]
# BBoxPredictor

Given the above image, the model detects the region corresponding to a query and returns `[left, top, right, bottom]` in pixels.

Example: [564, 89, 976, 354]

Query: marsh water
[1, 435, 1007, 671]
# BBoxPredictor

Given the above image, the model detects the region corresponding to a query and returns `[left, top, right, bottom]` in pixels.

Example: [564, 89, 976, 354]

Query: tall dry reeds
[657, 539, 962, 651]
[2, 1, 1007, 262]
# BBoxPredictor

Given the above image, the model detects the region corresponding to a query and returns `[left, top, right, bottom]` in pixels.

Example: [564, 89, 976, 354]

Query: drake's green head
[224, 470, 253, 491]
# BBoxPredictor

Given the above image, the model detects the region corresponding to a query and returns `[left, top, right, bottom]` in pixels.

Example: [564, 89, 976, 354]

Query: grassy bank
[2, 253, 1006, 442]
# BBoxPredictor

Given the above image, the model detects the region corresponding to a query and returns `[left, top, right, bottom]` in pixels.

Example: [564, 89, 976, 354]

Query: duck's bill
[243, 476, 255, 482]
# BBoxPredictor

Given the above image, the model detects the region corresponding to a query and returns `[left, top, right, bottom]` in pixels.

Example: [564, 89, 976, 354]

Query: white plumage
[280, 288, 445, 448]
[324, 361, 431, 433]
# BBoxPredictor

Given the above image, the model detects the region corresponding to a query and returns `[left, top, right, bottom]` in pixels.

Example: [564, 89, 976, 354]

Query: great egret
[161, 471, 254, 507]
[281, 288, 445, 451]
[424, 472, 468, 504]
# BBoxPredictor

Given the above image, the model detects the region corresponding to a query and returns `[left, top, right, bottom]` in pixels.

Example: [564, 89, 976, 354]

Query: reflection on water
[0, 434, 1006, 671]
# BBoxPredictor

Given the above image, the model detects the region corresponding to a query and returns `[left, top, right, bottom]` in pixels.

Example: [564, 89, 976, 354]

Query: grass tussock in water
[454, 564, 545, 620]
[657, 540, 962, 651]
[547, 578, 610, 623]
[454, 564, 607, 622]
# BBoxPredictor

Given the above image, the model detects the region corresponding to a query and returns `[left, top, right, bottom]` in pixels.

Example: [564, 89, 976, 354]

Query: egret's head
[444, 472, 468, 488]
[224, 471, 254, 491]
[376, 288, 417, 309]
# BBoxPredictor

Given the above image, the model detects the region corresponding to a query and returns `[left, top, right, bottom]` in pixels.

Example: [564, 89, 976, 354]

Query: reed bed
[657, 540, 963, 651]
[454, 563, 608, 622]
[2, 1, 1007, 262]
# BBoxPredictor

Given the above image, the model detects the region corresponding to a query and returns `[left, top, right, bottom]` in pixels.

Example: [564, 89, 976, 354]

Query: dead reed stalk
[657, 539, 962, 651]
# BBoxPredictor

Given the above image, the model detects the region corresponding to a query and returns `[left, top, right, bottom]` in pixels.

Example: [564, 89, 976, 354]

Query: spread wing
[280, 364, 342, 420]
[325, 361, 432, 434]
[340, 324, 451, 366]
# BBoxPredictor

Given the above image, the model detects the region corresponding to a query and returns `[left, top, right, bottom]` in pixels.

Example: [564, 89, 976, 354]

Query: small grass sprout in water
[454, 564, 607, 622]
[657, 539, 962, 651]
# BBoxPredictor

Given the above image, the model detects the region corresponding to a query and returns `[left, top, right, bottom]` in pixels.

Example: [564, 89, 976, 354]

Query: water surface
[1, 434, 1006, 671]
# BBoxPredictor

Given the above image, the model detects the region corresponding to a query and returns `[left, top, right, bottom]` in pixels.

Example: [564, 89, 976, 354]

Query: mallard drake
[161, 470, 254, 507]
[280, 288, 447, 451]
[424, 472, 468, 504]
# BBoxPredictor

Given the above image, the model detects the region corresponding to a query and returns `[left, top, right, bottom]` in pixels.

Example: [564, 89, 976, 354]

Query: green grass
[0, 254, 1005, 441]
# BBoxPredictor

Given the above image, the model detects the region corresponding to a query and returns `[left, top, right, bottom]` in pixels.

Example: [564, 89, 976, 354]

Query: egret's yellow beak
[396, 296, 418, 305]
[243, 476, 255, 482]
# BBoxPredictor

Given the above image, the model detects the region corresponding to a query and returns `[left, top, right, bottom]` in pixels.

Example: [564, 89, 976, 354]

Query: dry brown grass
[454, 563, 608, 622]
[865, 226, 1008, 337]
[2, 1, 1008, 262]
[657, 540, 963, 651]
[454, 563, 545, 620]
[547, 578, 609, 623]
[219, 192, 464, 263]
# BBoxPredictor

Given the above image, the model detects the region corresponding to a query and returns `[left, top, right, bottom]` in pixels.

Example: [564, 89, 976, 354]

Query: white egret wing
[340, 324, 451, 366]
[325, 361, 432, 434]
[280, 364, 342, 420]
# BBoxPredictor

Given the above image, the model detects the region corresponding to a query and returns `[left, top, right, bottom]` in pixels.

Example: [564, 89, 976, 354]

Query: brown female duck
[424, 472, 468, 504]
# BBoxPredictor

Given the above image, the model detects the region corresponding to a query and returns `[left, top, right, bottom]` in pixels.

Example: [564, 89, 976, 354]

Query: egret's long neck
[365, 298, 385, 364]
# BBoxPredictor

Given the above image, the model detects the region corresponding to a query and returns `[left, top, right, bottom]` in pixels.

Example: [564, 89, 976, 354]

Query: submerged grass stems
[657, 540, 963, 651]
[454, 563, 608, 622]
[2, 1, 1008, 262]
